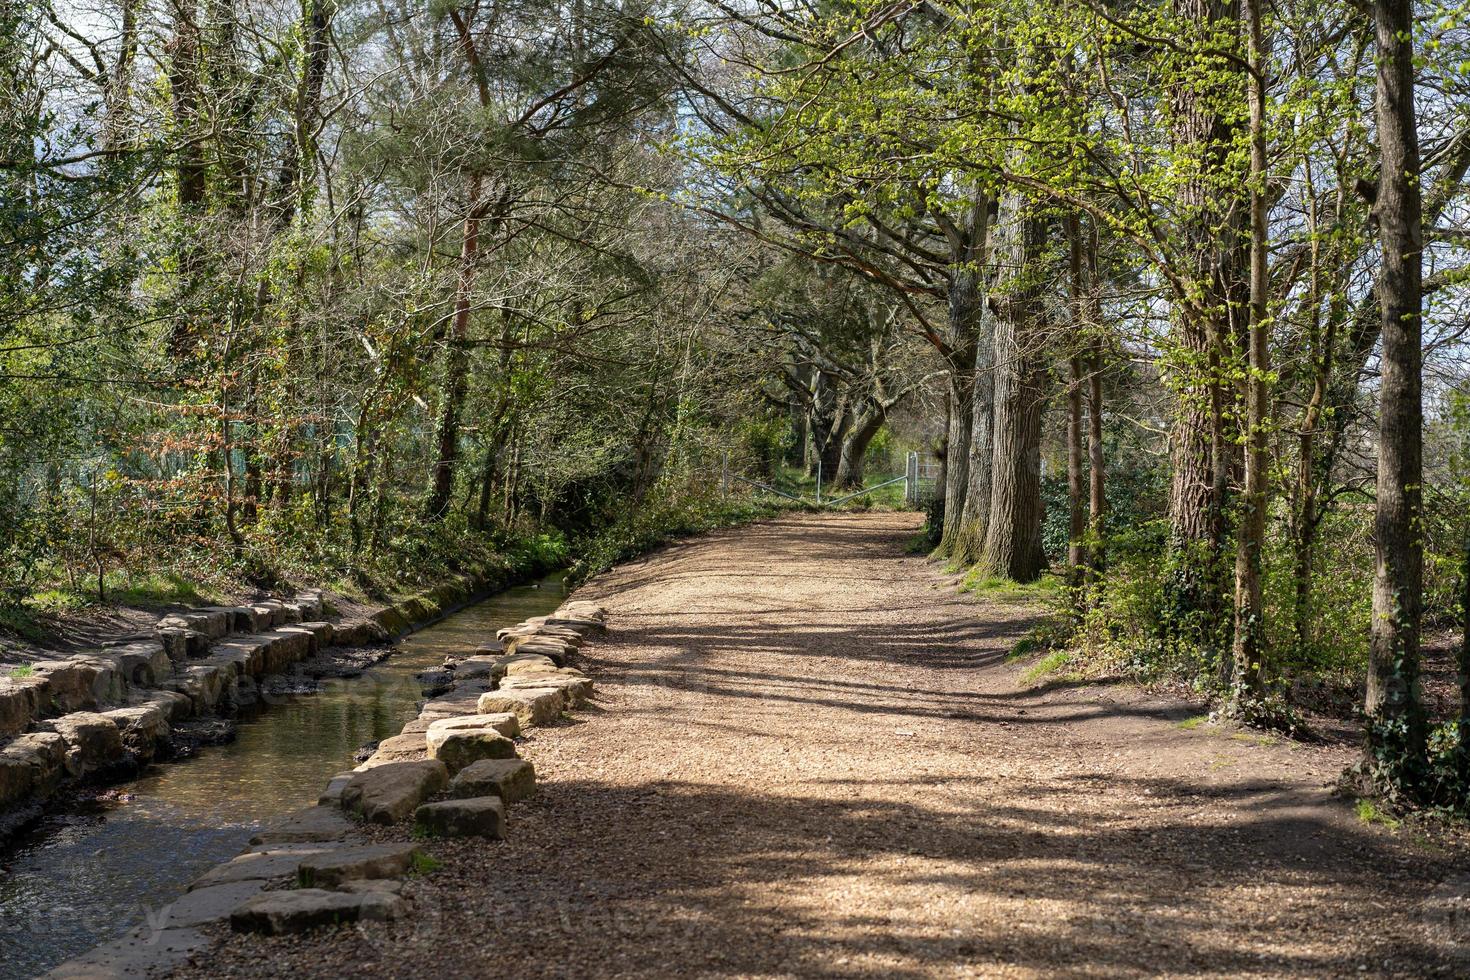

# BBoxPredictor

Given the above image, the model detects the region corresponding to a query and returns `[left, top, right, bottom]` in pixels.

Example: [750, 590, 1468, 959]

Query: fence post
[906, 451, 917, 505]
[721, 452, 729, 497]
[816, 460, 822, 506]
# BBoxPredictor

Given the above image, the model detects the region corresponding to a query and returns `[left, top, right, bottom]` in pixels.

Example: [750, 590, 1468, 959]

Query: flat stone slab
[156, 880, 266, 929]
[318, 772, 355, 806]
[250, 806, 359, 846]
[427, 712, 520, 739]
[190, 846, 333, 889]
[477, 687, 564, 728]
[297, 842, 422, 888]
[364, 732, 428, 766]
[230, 888, 406, 935]
[415, 796, 505, 839]
[501, 655, 558, 676]
[449, 758, 536, 804]
[340, 759, 448, 824]
[426, 728, 517, 774]
[43, 925, 210, 979]
[499, 672, 592, 706]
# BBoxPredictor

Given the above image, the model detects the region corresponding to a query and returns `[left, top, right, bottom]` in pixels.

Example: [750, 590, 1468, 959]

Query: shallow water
[0, 574, 566, 979]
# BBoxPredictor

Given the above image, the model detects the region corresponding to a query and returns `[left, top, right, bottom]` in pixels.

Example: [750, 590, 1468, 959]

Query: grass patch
[1006, 635, 1044, 662]
[8, 664, 36, 679]
[108, 572, 212, 607]
[1230, 732, 1277, 747]
[1020, 649, 1073, 685]
[410, 851, 443, 874]
[1175, 714, 1209, 731]
[960, 570, 1062, 604]
[1355, 799, 1402, 830]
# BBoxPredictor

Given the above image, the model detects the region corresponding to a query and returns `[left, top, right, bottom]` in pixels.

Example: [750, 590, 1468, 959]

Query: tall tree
[1363, 0, 1428, 778]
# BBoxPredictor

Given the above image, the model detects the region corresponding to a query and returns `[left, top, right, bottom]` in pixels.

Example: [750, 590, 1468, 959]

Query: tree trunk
[1064, 216, 1087, 590]
[979, 206, 1050, 583]
[167, 0, 205, 355]
[1459, 532, 1470, 784]
[1166, 0, 1248, 657]
[1066, 355, 1086, 587]
[1365, 0, 1427, 770]
[936, 191, 991, 559]
[1230, 0, 1270, 705]
[834, 405, 884, 489]
[424, 174, 483, 519]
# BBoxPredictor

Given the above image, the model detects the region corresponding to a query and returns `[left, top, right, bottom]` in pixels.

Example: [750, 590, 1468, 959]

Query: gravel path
[179, 512, 1469, 978]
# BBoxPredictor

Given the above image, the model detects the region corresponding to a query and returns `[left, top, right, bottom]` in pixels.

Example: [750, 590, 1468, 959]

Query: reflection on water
[0, 574, 565, 979]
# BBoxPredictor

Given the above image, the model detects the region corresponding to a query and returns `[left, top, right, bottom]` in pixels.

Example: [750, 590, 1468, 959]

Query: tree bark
[937, 191, 992, 559]
[979, 205, 1050, 583]
[1365, 0, 1427, 767]
[1166, 0, 1248, 648]
[1230, 0, 1270, 704]
[833, 404, 885, 489]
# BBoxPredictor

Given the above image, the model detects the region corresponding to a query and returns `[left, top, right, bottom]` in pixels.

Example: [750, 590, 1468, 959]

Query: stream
[0, 574, 567, 979]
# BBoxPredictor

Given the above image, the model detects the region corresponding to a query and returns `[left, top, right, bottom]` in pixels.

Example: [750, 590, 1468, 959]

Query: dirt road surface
[176, 512, 1469, 979]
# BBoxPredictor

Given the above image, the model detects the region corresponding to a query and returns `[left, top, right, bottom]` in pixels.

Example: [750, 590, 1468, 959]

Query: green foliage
[568, 486, 790, 585]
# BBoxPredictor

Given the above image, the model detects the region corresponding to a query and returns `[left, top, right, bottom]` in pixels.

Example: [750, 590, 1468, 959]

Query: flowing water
[0, 574, 566, 979]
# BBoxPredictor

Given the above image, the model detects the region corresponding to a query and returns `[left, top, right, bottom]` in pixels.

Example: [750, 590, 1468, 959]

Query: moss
[1355, 799, 1402, 830]
[410, 851, 443, 873]
[1175, 714, 1209, 731]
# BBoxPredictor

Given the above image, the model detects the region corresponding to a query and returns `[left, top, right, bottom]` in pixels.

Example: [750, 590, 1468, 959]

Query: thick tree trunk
[1365, 0, 1427, 768]
[979, 207, 1049, 583]
[833, 406, 884, 489]
[425, 174, 483, 520]
[1165, 0, 1248, 662]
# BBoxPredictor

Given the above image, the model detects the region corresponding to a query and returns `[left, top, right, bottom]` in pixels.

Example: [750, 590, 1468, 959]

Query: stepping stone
[453, 656, 505, 680]
[426, 712, 520, 740]
[449, 758, 536, 804]
[477, 688, 564, 728]
[230, 889, 406, 935]
[191, 846, 332, 889]
[296, 842, 422, 888]
[250, 806, 358, 846]
[318, 772, 355, 806]
[156, 881, 266, 929]
[414, 796, 505, 839]
[364, 732, 428, 766]
[339, 759, 448, 824]
[427, 729, 517, 774]
[499, 673, 592, 706]
[502, 655, 559, 676]
[503, 637, 572, 663]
